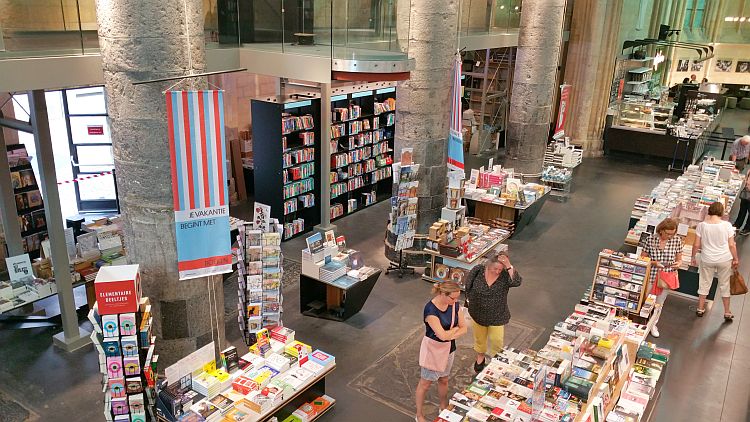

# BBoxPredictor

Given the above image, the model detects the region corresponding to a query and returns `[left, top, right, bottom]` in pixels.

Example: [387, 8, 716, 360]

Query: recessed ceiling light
[741, 17, 747, 22]
[725, 17, 733, 21]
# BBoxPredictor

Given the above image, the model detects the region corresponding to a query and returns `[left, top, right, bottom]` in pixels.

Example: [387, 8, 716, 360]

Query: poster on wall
[736, 61, 750, 73]
[166, 90, 232, 280]
[553, 84, 571, 140]
[691, 60, 704, 71]
[676, 59, 689, 72]
[715, 59, 733, 72]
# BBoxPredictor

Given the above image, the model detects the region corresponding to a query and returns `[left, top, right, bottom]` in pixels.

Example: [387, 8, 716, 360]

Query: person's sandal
[696, 308, 706, 317]
[724, 313, 734, 322]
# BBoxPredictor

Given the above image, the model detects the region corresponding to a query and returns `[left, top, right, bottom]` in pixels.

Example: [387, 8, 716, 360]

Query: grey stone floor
[1, 156, 749, 422]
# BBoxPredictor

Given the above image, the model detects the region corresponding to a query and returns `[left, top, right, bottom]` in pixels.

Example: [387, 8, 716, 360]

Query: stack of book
[319, 261, 346, 283]
[89, 265, 158, 422]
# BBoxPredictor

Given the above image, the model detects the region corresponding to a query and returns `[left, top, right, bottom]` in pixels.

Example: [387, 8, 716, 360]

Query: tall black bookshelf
[6, 144, 47, 259]
[251, 98, 322, 240]
[329, 87, 396, 221]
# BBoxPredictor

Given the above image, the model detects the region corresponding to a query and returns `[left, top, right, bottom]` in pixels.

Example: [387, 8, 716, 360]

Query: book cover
[118, 313, 137, 336]
[120, 335, 139, 357]
[94, 265, 142, 315]
[123, 356, 141, 376]
[125, 377, 143, 395]
[101, 314, 119, 338]
[305, 232, 324, 254]
[108, 378, 126, 398]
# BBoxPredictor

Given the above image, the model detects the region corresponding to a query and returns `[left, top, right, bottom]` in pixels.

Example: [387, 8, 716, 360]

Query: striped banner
[166, 90, 232, 280]
[447, 53, 465, 172]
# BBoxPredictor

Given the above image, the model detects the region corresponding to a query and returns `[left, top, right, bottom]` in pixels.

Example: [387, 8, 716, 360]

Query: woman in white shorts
[692, 201, 739, 321]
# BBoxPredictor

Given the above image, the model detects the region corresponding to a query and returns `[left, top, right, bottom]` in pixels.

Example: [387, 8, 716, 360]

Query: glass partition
[459, 0, 522, 36]
[332, 0, 409, 60]
[0, 0, 99, 58]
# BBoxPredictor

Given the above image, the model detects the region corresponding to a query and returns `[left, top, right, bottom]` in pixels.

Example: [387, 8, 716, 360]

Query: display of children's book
[237, 214, 285, 346]
[154, 327, 335, 422]
[89, 264, 158, 422]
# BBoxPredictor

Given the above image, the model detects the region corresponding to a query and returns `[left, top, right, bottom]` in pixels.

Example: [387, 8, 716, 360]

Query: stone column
[394, 0, 458, 232]
[504, 0, 566, 175]
[563, 0, 624, 156]
[95, 0, 225, 367]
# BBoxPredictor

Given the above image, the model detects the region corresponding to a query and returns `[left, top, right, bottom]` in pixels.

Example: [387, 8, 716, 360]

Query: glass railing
[0, 0, 99, 58]
[459, 0, 522, 36]
[208, 0, 410, 62]
[2, 0, 413, 65]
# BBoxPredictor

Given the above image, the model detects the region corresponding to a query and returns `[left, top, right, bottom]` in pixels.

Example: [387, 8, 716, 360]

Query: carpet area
[0, 389, 33, 422]
[348, 316, 545, 418]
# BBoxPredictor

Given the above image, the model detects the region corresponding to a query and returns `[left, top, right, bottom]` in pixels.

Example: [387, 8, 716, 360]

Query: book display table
[422, 232, 509, 289]
[621, 159, 742, 300]
[300, 270, 381, 322]
[464, 188, 550, 237]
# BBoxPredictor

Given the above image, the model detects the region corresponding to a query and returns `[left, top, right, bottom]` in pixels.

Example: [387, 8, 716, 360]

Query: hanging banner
[166, 90, 232, 280]
[447, 53, 465, 173]
[553, 84, 572, 140]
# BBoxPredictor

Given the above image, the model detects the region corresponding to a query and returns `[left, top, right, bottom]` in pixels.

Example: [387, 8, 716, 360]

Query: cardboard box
[94, 265, 142, 315]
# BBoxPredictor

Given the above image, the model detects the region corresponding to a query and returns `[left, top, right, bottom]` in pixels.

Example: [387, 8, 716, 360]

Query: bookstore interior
[2, 17, 750, 422]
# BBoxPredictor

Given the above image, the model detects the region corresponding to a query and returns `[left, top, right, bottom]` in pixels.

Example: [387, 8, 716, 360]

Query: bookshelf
[6, 144, 47, 259]
[590, 250, 652, 314]
[328, 87, 395, 221]
[251, 98, 322, 240]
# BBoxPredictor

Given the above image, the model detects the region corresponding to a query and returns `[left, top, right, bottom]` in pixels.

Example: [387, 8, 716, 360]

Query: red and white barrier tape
[57, 171, 113, 185]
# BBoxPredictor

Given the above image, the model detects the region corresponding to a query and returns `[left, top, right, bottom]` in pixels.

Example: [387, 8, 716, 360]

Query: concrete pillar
[563, 0, 624, 156]
[95, 0, 225, 367]
[504, 0, 566, 175]
[394, 0, 458, 232]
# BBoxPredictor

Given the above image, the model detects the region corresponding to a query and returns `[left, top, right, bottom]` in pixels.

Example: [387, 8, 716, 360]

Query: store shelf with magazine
[6, 144, 48, 260]
[251, 97, 322, 240]
[623, 157, 742, 299]
[437, 248, 671, 422]
[328, 87, 395, 222]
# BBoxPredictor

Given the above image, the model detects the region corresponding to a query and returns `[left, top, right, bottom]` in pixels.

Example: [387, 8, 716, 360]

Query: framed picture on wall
[715, 59, 733, 72]
[677, 59, 689, 72]
[736, 61, 750, 73]
[691, 60, 704, 71]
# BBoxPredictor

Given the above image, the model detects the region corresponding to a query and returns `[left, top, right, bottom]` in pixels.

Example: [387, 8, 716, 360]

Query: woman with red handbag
[641, 218, 683, 338]
[415, 281, 467, 422]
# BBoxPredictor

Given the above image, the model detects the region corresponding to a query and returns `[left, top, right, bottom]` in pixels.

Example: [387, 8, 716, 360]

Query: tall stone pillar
[504, 0, 566, 175]
[395, 0, 458, 231]
[95, 0, 225, 367]
[563, 0, 624, 156]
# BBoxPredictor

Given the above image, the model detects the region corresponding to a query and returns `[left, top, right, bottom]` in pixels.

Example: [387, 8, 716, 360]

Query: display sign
[553, 84, 571, 140]
[447, 53, 465, 172]
[5, 254, 33, 281]
[87, 125, 105, 135]
[166, 90, 232, 280]
[94, 265, 142, 315]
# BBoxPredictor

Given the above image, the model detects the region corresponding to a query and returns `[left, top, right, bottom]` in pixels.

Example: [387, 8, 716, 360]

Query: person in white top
[691, 202, 739, 321]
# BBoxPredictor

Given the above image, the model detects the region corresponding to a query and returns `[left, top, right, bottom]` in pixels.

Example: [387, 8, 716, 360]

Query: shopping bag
[730, 270, 748, 295]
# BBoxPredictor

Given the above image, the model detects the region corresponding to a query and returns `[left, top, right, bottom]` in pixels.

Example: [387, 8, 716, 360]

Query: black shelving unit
[329, 87, 396, 221]
[6, 144, 47, 259]
[251, 98, 322, 240]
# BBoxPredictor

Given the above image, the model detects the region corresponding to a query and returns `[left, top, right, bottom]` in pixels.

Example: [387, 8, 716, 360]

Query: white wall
[670, 43, 750, 86]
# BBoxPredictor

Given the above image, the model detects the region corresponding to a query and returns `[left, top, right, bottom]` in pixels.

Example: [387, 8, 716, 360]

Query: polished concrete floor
[1, 156, 749, 421]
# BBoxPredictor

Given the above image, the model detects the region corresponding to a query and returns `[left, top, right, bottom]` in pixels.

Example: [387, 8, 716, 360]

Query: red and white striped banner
[57, 171, 113, 185]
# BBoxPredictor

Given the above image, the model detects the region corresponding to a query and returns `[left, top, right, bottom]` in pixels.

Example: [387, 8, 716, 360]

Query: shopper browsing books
[733, 173, 750, 235]
[730, 135, 750, 171]
[692, 202, 738, 321]
[463, 252, 522, 373]
[641, 218, 683, 338]
[415, 281, 467, 422]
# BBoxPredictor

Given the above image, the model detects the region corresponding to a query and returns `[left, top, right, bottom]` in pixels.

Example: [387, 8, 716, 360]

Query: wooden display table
[422, 234, 509, 289]
[300, 270, 381, 321]
[464, 189, 549, 237]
